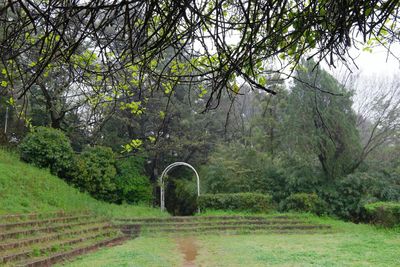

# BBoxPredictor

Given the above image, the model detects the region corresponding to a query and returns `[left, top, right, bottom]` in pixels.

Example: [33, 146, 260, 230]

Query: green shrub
[364, 202, 400, 227]
[319, 173, 380, 221]
[72, 146, 117, 202]
[198, 193, 273, 212]
[19, 126, 74, 177]
[114, 156, 152, 204]
[280, 192, 326, 214]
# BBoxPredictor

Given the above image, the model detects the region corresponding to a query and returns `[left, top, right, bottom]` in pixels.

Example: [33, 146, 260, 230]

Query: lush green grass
[62, 213, 400, 267]
[195, 226, 400, 266]
[58, 237, 182, 267]
[0, 149, 167, 218]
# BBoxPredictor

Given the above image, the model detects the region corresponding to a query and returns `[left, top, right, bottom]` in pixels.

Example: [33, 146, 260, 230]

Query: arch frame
[159, 162, 200, 212]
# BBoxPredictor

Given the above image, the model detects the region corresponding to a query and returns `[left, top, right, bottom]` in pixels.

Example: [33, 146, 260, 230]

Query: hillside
[0, 148, 166, 218]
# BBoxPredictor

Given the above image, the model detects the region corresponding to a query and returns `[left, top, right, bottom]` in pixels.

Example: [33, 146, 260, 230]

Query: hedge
[198, 193, 273, 212]
[364, 202, 400, 227]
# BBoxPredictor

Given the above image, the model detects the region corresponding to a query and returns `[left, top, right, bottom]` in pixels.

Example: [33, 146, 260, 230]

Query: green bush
[72, 146, 117, 202]
[198, 193, 273, 212]
[19, 126, 74, 177]
[114, 157, 152, 205]
[280, 192, 326, 214]
[364, 202, 400, 227]
[319, 173, 380, 221]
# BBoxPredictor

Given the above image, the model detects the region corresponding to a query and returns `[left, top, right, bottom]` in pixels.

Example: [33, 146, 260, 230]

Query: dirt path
[176, 236, 198, 267]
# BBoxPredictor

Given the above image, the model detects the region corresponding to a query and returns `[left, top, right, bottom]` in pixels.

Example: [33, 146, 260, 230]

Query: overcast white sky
[349, 44, 400, 76]
[323, 43, 400, 103]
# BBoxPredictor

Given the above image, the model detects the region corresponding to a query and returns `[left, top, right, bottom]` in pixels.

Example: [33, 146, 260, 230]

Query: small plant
[50, 244, 60, 252]
[31, 247, 42, 257]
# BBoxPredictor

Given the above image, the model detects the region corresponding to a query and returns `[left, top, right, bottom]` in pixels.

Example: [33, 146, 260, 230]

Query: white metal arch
[159, 162, 200, 212]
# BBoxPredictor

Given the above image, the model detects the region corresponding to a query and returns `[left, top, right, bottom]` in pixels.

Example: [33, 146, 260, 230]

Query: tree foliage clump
[114, 156, 152, 205]
[285, 60, 362, 179]
[201, 144, 287, 200]
[19, 126, 74, 177]
[72, 146, 117, 202]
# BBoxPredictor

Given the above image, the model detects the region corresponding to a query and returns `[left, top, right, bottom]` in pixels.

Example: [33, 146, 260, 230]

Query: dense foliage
[6, 55, 400, 219]
[199, 63, 400, 221]
[72, 146, 117, 202]
[280, 193, 326, 214]
[201, 145, 287, 201]
[114, 157, 152, 205]
[285, 60, 362, 179]
[198, 193, 273, 213]
[166, 179, 199, 216]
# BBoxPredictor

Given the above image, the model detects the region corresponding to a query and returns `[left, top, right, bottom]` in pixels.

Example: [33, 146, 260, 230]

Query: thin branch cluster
[1, 0, 399, 109]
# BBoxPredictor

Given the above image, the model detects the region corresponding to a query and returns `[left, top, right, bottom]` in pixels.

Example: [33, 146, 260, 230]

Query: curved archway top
[159, 162, 200, 212]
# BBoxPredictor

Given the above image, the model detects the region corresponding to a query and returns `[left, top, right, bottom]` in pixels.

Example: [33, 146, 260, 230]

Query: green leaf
[159, 111, 166, 119]
[259, 76, 267, 87]
[232, 83, 240, 93]
[130, 139, 143, 149]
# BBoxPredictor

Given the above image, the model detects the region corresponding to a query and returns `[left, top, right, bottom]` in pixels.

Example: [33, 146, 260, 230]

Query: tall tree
[286, 61, 362, 179]
[351, 74, 400, 169]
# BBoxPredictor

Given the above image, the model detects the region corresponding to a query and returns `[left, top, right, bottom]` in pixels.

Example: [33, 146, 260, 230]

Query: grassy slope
[0, 149, 167, 218]
[63, 212, 400, 267]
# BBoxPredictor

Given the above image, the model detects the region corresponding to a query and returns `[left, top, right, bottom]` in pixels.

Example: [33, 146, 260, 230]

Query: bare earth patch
[176, 236, 198, 267]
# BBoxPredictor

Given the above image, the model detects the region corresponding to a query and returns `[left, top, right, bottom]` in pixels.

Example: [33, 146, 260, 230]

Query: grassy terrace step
[138, 224, 331, 233]
[0, 219, 109, 241]
[1, 230, 119, 264]
[0, 224, 114, 251]
[143, 228, 335, 237]
[115, 215, 299, 223]
[0, 215, 93, 231]
[14, 236, 129, 267]
[136, 224, 333, 237]
[0, 211, 90, 223]
[119, 219, 309, 228]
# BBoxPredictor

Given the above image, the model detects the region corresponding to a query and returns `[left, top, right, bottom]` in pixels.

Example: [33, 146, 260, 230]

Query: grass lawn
[195, 230, 399, 266]
[59, 237, 183, 267]
[62, 214, 400, 267]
